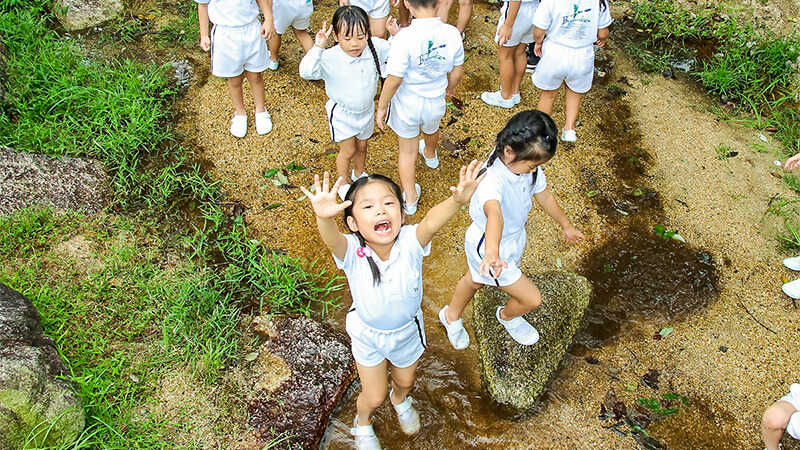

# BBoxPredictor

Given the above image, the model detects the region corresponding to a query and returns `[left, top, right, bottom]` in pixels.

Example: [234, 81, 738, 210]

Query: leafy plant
[653, 224, 686, 242]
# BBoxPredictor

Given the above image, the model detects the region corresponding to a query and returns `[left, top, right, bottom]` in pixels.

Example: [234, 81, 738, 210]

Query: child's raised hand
[386, 16, 400, 36]
[315, 22, 333, 48]
[450, 159, 486, 205]
[562, 225, 585, 243]
[479, 253, 508, 279]
[300, 172, 352, 219]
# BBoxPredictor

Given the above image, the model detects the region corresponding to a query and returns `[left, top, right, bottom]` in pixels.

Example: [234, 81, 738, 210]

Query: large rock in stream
[0, 283, 85, 448]
[473, 270, 592, 419]
[248, 315, 357, 449]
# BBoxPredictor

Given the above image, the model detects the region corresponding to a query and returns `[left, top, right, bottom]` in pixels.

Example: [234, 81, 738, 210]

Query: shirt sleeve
[452, 35, 465, 67]
[474, 171, 504, 211]
[385, 33, 410, 78]
[532, 167, 547, 194]
[598, 4, 614, 29]
[298, 46, 326, 81]
[532, 0, 553, 30]
[402, 224, 431, 259]
[195, 0, 209, 4]
[333, 233, 359, 270]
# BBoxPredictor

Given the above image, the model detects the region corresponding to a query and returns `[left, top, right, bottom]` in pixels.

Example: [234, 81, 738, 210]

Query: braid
[355, 232, 382, 285]
[366, 36, 382, 80]
[599, 0, 607, 11]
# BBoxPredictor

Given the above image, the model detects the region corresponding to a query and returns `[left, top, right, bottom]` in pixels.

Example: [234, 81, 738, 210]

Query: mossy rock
[473, 270, 592, 419]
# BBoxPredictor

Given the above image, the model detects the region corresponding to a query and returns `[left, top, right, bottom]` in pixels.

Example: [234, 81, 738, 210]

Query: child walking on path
[439, 110, 584, 348]
[480, 0, 539, 109]
[301, 161, 484, 450]
[299, 6, 396, 200]
[268, 0, 315, 70]
[781, 151, 800, 299]
[376, 0, 465, 215]
[531, 0, 612, 142]
[197, 0, 276, 138]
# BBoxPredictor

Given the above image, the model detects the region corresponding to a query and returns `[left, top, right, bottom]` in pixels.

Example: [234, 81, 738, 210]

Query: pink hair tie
[356, 246, 373, 258]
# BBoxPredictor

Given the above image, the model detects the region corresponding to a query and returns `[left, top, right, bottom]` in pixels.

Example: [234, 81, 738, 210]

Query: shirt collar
[493, 159, 530, 185]
[409, 17, 443, 27]
[336, 42, 371, 63]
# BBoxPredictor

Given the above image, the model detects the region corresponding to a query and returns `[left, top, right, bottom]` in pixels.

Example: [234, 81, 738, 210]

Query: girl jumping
[439, 110, 584, 348]
[301, 161, 484, 449]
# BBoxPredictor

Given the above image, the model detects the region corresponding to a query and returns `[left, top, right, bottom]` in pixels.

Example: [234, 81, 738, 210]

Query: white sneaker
[480, 90, 515, 109]
[338, 183, 351, 201]
[512, 93, 521, 105]
[561, 128, 577, 142]
[783, 278, 800, 300]
[255, 110, 273, 135]
[496, 306, 539, 345]
[390, 389, 420, 435]
[351, 170, 369, 182]
[230, 114, 247, 138]
[439, 306, 469, 350]
[784, 256, 800, 271]
[268, 59, 279, 70]
[351, 416, 381, 450]
[402, 183, 421, 215]
[418, 139, 439, 168]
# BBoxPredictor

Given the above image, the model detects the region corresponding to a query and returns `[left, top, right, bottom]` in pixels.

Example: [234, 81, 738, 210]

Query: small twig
[624, 346, 640, 365]
[737, 300, 777, 334]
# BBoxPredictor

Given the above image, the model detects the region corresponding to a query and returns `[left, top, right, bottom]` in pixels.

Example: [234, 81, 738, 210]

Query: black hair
[485, 110, 558, 184]
[343, 174, 405, 285]
[406, 0, 438, 10]
[331, 6, 382, 80]
[600, 0, 608, 12]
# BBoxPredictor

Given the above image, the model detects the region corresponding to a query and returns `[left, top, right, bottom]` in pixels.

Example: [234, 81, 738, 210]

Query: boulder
[248, 315, 357, 449]
[0, 147, 108, 216]
[473, 270, 592, 419]
[0, 283, 85, 448]
[53, 0, 123, 32]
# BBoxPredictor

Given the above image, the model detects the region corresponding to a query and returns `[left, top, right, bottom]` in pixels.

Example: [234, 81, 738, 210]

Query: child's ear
[346, 215, 359, 232]
[502, 145, 515, 159]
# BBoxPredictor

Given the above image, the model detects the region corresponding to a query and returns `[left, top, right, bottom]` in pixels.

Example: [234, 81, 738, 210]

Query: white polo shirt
[196, 0, 261, 27]
[334, 225, 431, 331]
[385, 17, 464, 99]
[299, 37, 391, 112]
[468, 160, 547, 236]
[533, 0, 614, 48]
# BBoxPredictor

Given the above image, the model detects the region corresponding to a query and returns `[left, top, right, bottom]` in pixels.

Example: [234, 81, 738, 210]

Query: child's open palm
[450, 159, 486, 204]
[315, 22, 333, 48]
[300, 173, 352, 219]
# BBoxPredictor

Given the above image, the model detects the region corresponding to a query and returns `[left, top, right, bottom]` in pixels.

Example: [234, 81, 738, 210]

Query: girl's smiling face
[334, 24, 368, 58]
[345, 180, 403, 246]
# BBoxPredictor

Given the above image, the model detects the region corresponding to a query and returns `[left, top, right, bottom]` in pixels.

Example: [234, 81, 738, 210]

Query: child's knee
[393, 375, 415, 391]
[360, 390, 387, 410]
[763, 403, 793, 431]
[521, 292, 542, 310]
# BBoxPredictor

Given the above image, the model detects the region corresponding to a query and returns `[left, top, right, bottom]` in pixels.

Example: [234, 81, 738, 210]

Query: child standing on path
[439, 110, 584, 348]
[531, 0, 612, 142]
[268, 0, 315, 70]
[299, 6, 396, 200]
[480, 0, 539, 109]
[301, 161, 484, 450]
[197, 0, 276, 138]
[376, 0, 465, 215]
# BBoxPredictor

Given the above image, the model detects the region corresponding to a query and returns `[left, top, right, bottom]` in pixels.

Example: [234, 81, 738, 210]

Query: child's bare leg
[337, 137, 358, 180]
[421, 129, 439, 160]
[355, 361, 389, 426]
[398, 136, 418, 204]
[370, 16, 387, 39]
[267, 33, 282, 65]
[454, 0, 472, 34]
[293, 28, 314, 52]
[389, 360, 419, 403]
[436, 0, 454, 25]
[511, 43, 527, 95]
[445, 272, 483, 323]
[762, 401, 796, 450]
[564, 85, 581, 131]
[227, 73, 247, 116]
[536, 88, 559, 115]
[498, 45, 516, 100]
[498, 276, 542, 319]
[244, 70, 266, 113]
[353, 138, 368, 177]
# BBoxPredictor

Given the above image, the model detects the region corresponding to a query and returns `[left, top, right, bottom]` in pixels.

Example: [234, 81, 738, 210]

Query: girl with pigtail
[439, 110, 585, 349]
[299, 6, 399, 201]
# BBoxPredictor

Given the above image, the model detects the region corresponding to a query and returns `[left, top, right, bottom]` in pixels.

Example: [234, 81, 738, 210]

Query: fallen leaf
[450, 97, 464, 109]
[264, 203, 282, 210]
[757, 132, 768, 142]
[659, 327, 674, 336]
[585, 356, 600, 365]
[441, 139, 458, 151]
[244, 352, 259, 362]
[642, 369, 660, 390]
[276, 172, 290, 185]
[129, 374, 140, 383]
[586, 190, 600, 197]
[770, 172, 782, 178]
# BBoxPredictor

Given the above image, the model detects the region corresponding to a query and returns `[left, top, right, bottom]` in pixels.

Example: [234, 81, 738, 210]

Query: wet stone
[473, 271, 592, 419]
[248, 315, 356, 449]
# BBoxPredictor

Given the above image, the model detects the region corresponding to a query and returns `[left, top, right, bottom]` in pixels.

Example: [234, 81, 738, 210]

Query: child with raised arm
[376, 0, 465, 215]
[299, 6, 397, 200]
[197, 0, 276, 138]
[439, 110, 584, 348]
[531, 0, 612, 142]
[301, 161, 483, 449]
[267, 0, 315, 70]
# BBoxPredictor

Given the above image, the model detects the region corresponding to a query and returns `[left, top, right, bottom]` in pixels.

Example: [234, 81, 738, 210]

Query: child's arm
[496, 1, 521, 46]
[298, 23, 333, 80]
[596, 27, 610, 48]
[256, 0, 276, 40]
[446, 64, 464, 97]
[787, 152, 800, 170]
[533, 27, 546, 56]
[386, 16, 400, 36]
[533, 187, 585, 242]
[197, 3, 210, 51]
[480, 201, 509, 279]
[299, 173, 351, 260]
[416, 160, 485, 247]
[376, 75, 403, 130]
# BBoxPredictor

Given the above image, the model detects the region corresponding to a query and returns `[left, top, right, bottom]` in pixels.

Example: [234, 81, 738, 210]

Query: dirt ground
[174, 0, 800, 447]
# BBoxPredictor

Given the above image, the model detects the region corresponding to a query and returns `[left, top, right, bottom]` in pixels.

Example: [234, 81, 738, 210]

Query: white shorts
[496, 2, 536, 47]
[780, 384, 800, 439]
[531, 40, 595, 94]
[387, 89, 446, 139]
[345, 308, 426, 368]
[273, 0, 313, 34]
[210, 20, 270, 78]
[326, 99, 374, 142]
[464, 223, 525, 287]
[349, 0, 390, 19]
